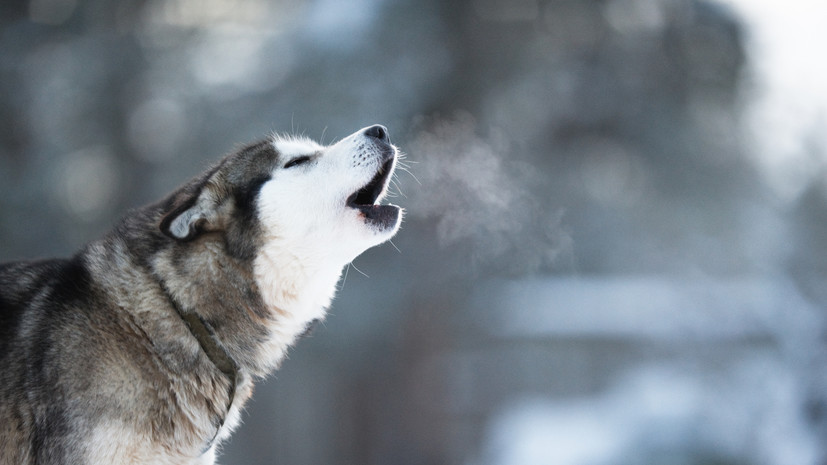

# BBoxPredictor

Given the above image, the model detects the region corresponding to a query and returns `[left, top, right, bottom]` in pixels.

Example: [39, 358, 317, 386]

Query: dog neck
[159, 280, 238, 450]
[147, 235, 342, 379]
[250, 243, 344, 371]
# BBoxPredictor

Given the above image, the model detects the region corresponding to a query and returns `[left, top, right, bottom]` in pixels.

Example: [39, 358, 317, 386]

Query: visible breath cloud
[404, 113, 570, 275]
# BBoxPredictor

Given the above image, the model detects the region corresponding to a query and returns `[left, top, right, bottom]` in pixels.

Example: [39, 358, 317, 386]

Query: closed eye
[284, 156, 313, 169]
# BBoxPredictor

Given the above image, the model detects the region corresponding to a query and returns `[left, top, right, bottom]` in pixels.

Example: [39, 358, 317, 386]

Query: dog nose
[364, 125, 390, 143]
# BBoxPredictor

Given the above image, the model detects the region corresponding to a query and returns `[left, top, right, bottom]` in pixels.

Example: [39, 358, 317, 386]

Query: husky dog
[0, 125, 403, 464]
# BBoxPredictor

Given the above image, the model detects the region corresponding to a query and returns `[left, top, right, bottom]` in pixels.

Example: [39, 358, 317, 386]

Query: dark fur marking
[32, 406, 66, 462]
[225, 175, 269, 261]
[0, 267, 24, 355]
[0, 259, 89, 357]
[45, 256, 93, 307]
[298, 318, 322, 339]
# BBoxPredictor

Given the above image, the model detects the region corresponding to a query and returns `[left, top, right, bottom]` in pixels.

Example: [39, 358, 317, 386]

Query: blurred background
[1, 0, 826, 463]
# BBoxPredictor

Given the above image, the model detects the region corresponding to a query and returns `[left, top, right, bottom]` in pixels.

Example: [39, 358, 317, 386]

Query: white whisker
[349, 262, 370, 278]
[397, 166, 422, 186]
[389, 178, 407, 198]
[340, 263, 351, 289]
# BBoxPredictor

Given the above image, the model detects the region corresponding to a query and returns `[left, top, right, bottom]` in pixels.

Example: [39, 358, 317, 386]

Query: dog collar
[161, 285, 238, 450]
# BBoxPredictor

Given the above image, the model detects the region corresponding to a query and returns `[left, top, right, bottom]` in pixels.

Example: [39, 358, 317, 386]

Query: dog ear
[160, 186, 221, 241]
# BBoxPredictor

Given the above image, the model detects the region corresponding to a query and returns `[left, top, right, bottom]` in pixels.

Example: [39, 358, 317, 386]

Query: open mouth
[346, 157, 401, 229]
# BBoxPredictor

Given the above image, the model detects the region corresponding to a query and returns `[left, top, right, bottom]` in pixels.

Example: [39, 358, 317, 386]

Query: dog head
[159, 124, 403, 267]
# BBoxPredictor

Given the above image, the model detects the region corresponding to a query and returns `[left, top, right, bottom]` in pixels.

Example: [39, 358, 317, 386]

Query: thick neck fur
[70, 203, 347, 461]
[124, 212, 342, 380]
[252, 239, 343, 364]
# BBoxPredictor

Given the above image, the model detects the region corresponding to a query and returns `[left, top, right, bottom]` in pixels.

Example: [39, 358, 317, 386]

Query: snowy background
[1, 0, 826, 464]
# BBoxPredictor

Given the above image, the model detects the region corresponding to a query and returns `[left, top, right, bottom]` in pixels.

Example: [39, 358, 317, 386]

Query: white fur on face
[272, 136, 323, 160]
[251, 127, 402, 364]
[259, 128, 401, 265]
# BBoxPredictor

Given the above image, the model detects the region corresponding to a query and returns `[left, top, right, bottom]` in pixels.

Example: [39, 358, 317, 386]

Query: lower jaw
[356, 204, 402, 231]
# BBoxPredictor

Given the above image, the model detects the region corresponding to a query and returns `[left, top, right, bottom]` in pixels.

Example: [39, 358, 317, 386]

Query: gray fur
[0, 127, 401, 464]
